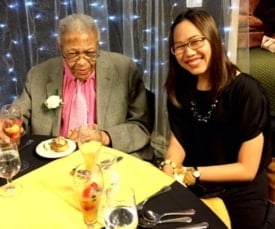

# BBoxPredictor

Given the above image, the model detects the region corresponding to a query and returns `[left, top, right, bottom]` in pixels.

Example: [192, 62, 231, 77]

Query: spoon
[19, 139, 34, 151]
[143, 209, 196, 222]
[139, 216, 192, 228]
[137, 185, 171, 210]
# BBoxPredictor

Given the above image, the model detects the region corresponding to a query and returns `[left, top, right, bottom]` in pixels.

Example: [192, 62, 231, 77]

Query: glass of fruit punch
[73, 163, 104, 228]
[1, 104, 23, 145]
[1, 104, 29, 171]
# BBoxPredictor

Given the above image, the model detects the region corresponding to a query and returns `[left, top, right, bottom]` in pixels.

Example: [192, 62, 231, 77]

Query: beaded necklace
[190, 99, 218, 123]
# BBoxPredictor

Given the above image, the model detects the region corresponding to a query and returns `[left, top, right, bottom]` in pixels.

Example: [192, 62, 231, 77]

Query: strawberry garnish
[82, 182, 99, 198]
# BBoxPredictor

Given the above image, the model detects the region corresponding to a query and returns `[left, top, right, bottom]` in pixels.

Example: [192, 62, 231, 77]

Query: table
[0, 135, 229, 229]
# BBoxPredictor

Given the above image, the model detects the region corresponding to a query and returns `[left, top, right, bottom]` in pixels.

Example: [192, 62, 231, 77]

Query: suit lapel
[45, 61, 63, 136]
[96, 54, 113, 127]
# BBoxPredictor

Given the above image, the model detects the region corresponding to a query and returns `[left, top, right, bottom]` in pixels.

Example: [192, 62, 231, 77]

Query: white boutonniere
[43, 95, 63, 110]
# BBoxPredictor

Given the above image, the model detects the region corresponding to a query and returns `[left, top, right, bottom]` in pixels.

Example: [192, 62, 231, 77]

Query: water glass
[0, 142, 22, 196]
[104, 184, 138, 229]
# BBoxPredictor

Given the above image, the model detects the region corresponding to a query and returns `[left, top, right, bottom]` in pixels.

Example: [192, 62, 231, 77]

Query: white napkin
[261, 35, 275, 53]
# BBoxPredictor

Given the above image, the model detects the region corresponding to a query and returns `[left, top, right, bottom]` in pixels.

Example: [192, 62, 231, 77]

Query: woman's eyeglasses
[171, 36, 206, 55]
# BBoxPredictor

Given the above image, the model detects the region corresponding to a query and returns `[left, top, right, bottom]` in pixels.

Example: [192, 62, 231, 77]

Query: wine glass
[0, 142, 22, 196]
[0, 104, 29, 171]
[1, 104, 22, 145]
[77, 124, 102, 170]
[104, 184, 138, 229]
[73, 163, 104, 228]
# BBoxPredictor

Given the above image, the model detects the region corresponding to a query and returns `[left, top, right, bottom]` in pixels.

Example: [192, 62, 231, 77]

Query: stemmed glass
[104, 184, 138, 229]
[77, 124, 102, 170]
[1, 104, 29, 171]
[0, 142, 22, 196]
[73, 163, 104, 228]
[1, 104, 22, 145]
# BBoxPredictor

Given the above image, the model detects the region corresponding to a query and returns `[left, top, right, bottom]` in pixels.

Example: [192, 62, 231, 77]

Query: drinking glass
[74, 163, 104, 229]
[1, 104, 29, 171]
[1, 104, 22, 145]
[104, 184, 138, 229]
[78, 124, 102, 170]
[0, 142, 22, 196]
[98, 151, 120, 191]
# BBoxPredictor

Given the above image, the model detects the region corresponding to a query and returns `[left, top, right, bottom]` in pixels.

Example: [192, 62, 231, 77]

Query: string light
[108, 16, 116, 21]
[224, 26, 231, 32]
[25, 1, 34, 7]
[8, 3, 18, 9]
[34, 13, 42, 19]
[12, 40, 19, 45]
[90, 3, 99, 7]
[131, 15, 140, 20]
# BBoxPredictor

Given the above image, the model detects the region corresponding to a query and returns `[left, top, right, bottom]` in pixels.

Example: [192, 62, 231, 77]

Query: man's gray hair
[57, 14, 100, 43]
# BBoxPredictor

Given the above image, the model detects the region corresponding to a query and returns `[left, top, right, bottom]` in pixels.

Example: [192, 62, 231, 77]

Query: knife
[175, 221, 209, 229]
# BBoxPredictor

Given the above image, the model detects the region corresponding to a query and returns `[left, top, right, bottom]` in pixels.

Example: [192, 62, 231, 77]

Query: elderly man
[0, 14, 152, 159]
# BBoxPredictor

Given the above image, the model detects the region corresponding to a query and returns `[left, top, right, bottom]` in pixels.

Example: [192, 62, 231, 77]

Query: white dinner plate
[36, 138, 76, 158]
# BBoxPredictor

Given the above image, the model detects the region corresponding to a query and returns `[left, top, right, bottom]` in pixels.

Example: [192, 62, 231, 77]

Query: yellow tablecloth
[0, 147, 231, 228]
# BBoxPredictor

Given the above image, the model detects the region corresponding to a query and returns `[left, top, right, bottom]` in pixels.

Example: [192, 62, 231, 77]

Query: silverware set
[137, 186, 209, 228]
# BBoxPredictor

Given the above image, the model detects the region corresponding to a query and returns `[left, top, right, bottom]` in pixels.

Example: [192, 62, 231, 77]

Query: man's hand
[67, 125, 111, 146]
[67, 127, 79, 141]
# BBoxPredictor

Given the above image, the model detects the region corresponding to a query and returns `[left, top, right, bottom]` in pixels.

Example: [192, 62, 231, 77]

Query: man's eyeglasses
[171, 36, 206, 55]
[62, 50, 99, 63]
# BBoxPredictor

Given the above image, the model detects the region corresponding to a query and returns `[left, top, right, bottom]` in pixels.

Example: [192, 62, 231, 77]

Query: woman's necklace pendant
[190, 99, 218, 123]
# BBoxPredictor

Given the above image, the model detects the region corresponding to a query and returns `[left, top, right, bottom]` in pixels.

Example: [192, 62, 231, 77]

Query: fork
[137, 185, 171, 210]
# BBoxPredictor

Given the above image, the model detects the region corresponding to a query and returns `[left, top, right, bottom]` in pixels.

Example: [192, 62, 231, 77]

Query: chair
[202, 197, 231, 228]
[267, 158, 275, 202]
[146, 89, 155, 133]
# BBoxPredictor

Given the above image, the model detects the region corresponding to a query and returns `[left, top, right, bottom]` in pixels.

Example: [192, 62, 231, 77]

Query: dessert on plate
[46, 136, 69, 152]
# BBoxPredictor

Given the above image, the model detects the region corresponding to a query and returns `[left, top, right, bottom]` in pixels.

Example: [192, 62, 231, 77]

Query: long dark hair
[165, 9, 239, 107]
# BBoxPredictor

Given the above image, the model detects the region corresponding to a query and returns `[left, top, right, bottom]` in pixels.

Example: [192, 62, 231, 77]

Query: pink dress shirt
[59, 62, 96, 136]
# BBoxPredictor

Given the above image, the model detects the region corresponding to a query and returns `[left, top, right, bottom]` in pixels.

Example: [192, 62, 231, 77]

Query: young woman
[162, 9, 272, 228]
